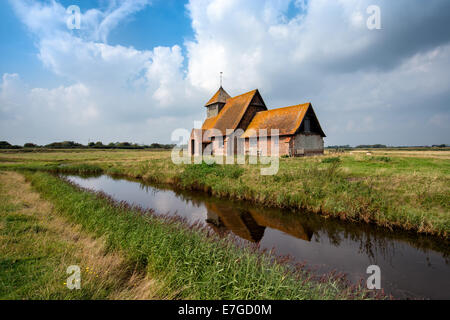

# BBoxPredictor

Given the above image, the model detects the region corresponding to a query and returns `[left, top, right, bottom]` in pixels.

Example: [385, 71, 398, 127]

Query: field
[0, 148, 448, 237]
[1, 148, 448, 300]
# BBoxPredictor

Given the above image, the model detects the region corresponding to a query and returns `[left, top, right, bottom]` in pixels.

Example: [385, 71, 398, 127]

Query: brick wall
[242, 136, 291, 156]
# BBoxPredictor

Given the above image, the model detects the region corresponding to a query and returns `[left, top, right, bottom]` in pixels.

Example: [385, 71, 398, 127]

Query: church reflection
[204, 202, 313, 243]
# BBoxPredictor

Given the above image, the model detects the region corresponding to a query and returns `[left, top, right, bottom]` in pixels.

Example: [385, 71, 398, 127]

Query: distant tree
[0, 141, 12, 149]
[356, 144, 387, 149]
[326, 145, 351, 149]
[150, 143, 162, 149]
[147, 143, 175, 149]
[24, 143, 38, 148]
[45, 141, 84, 149]
[116, 142, 131, 148]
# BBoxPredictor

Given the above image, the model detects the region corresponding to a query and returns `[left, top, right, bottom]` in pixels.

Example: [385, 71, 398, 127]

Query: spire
[204, 86, 231, 107]
[220, 71, 223, 87]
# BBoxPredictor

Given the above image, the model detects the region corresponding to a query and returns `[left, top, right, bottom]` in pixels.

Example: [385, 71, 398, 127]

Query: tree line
[0, 141, 175, 150]
[326, 144, 449, 149]
[1, 140, 447, 150]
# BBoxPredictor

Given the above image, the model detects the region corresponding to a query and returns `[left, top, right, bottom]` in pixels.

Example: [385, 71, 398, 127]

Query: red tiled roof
[241, 103, 325, 138]
[205, 87, 231, 106]
[209, 89, 262, 137]
[200, 88, 325, 142]
[202, 115, 219, 130]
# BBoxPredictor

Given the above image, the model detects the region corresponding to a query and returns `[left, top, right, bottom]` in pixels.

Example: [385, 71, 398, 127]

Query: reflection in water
[205, 204, 266, 242]
[204, 203, 314, 243]
[64, 174, 450, 299]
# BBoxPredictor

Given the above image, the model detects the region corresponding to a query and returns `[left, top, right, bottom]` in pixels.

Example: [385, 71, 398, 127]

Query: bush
[180, 162, 244, 186]
[0, 141, 11, 148]
[321, 157, 341, 164]
[0, 141, 21, 149]
[369, 156, 391, 163]
[24, 143, 39, 148]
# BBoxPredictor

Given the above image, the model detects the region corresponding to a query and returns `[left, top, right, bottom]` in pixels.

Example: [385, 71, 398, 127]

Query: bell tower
[204, 73, 230, 118]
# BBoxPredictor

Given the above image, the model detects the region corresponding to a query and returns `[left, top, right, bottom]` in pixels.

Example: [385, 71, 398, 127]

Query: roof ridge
[229, 89, 258, 100]
[240, 102, 312, 138]
[204, 89, 263, 137]
[228, 90, 258, 130]
[294, 104, 309, 131]
[268, 103, 310, 112]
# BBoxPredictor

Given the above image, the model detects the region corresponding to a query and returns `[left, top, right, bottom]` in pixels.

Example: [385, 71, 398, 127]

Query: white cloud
[0, 74, 98, 125]
[1, 0, 206, 145]
[145, 45, 186, 107]
[0, 74, 27, 114]
[30, 84, 99, 124]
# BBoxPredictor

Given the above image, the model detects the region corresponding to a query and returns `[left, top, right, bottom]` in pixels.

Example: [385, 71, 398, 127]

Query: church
[189, 86, 326, 157]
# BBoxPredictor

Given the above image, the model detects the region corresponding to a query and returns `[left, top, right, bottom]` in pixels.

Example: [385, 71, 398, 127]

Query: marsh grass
[179, 162, 245, 191]
[321, 157, 341, 164]
[369, 156, 391, 163]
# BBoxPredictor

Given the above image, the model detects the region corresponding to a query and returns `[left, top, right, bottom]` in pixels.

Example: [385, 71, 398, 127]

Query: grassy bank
[0, 149, 448, 237]
[1, 170, 373, 299]
[0, 171, 160, 299]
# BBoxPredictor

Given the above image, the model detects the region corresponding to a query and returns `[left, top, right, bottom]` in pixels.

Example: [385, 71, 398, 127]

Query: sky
[0, 0, 449, 146]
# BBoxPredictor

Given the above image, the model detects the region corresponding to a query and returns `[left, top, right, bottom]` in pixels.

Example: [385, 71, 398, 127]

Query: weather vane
[220, 72, 223, 87]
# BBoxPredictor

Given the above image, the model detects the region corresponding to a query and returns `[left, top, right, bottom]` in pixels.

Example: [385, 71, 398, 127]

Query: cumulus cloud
[185, 0, 450, 145]
[1, 0, 449, 146]
[0, 74, 98, 122]
[1, 0, 205, 144]
[0, 74, 27, 115]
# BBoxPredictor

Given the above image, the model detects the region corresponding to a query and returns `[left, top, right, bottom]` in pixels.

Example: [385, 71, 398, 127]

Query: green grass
[0, 175, 125, 299]
[0, 149, 448, 237]
[18, 171, 372, 300]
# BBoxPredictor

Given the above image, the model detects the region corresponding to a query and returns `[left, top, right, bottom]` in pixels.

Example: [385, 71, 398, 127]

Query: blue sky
[0, 0, 305, 86]
[0, 1, 50, 87]
[0, 0, 449, 146]
[0, 0, 194, 87]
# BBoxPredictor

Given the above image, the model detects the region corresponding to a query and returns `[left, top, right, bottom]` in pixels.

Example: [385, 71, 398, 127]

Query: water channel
[64, 174, 450, 299]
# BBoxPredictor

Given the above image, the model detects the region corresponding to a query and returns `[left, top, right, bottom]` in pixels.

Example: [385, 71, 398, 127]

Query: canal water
[64, 174, 449, 299]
